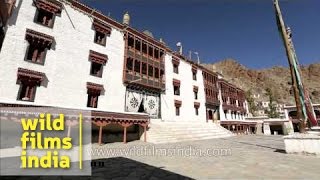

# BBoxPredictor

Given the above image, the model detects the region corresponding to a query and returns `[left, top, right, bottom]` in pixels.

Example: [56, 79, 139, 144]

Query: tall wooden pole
[273, 0, 305, 132]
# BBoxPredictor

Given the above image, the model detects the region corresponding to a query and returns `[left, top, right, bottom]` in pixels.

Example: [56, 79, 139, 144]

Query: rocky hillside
[202, 59, 320, 105]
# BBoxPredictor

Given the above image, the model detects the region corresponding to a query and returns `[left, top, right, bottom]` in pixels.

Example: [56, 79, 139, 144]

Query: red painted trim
[93, 19, 112, 35]
[193, 86, 199, 92]
[89, 50, 108, 64]
[172, 79, 181, 86]
[174, 100, 182, 107]
[25, 29, 54, 48]
[17, 68, 45, 82]
[35, 0, 62, 14]
[172, 57, 180, 65]
[87, 82, 104, 93]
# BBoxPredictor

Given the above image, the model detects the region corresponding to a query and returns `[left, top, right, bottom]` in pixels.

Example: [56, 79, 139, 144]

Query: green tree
[245, 89, 257, 116]
[265, 88, 280, 118]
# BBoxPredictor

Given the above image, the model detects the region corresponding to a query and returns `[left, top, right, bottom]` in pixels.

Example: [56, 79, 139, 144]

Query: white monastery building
[0, 0, 251, 144]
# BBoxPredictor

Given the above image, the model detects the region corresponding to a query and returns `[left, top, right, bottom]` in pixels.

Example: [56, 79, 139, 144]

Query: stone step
[147, 131, 227, 137]
[148, 135, 233, 144]
[148, 129, 224, 134]
[147, 131, 231, 136]
[165, 127, 222, 131]
[149, 124, 222, 129]
[147, 132, 231, 139]
[147, 132, 232, 140]
[142, 121, 233, 144]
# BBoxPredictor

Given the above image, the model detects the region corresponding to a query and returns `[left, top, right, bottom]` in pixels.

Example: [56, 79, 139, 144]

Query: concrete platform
[283, 133, 320, 155]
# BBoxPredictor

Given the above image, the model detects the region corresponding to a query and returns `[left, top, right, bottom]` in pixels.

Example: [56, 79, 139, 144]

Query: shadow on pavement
[1, 157, 194, 180]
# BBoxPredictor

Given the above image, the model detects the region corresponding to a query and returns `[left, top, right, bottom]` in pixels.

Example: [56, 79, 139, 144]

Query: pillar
[143, 125, 147, 142]
[94, 120, 110, 145]
[98, 125, 103, 145]
[67, 124, 71, 137]
[123, 126, 127, 143]
[263, 123, 271, 135]
[255, 122, 263, 135]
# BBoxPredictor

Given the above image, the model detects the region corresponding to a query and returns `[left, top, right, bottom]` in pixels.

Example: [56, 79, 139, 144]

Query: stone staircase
[142, 120, 234, 144]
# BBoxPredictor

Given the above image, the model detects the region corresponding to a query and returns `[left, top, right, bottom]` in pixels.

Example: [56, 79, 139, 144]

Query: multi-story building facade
[218, 79, 247, 121]
[0, 0, 249, 142]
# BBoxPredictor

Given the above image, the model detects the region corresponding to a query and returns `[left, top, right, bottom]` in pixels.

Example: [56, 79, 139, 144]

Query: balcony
[124, 70, 165, 91]
[127, 47, 164, 63]
[205, 97, 219, 106]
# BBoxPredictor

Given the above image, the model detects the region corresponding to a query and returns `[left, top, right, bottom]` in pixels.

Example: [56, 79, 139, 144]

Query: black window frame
[195, 107, 199, 116]
[17, 82, 37, 102]
[24, 43, 47, 65]
[94, 31, 107, 46]
[176, 106, 180, 116]
[34, 8, 56, 28]
[192, 71, 197, 80]
[87, 93, 99, 108]
[174, 85, 180, 96]
[173, 64, 179, 74]
[90, 62, 103, 78]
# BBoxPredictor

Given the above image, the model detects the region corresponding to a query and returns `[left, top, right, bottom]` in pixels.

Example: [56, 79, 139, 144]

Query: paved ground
[2, 135, 320, 179]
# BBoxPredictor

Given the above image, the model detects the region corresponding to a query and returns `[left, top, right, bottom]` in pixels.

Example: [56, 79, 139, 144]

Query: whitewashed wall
[161, 54, 207, 122]
[0, 0, 126, 112]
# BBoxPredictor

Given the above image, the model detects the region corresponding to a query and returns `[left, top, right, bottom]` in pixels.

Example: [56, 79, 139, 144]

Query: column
[263, 123, 271, 135]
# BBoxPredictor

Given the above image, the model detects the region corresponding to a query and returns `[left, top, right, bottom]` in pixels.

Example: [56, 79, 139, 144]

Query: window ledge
[25, 59, 45, 66]
[94, 41, 106, 47]
[18, 99, 35, 102]
[90, 74, 103, 78]
[34, 21, 54, 29]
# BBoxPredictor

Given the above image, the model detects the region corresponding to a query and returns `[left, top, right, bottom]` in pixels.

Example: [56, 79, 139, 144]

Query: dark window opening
[223, 97, 227, 103]
[160, 51, 164, 59]
[194, 91, 198, 100]
[154, 49, 159, 59]
[208, 110, 213, 120]
[160, 69, 164, 81]
[134, 60, 140, 73]
[142, 62, 147, 75]
[192, 71, 197, 80]
[148, 65, 153, 77]
[173, 64, 179, 74]
[195, 107, 199, 116]
[35, 8, 54, 27]
[176, 106, 180, 116]
[128, 36, 134, 48]
[18, 83, 36, 102]
[87, 94, 99, 108]
[94, 31, 106, 46]
[174, 85, 180, 95]
[126, 58, 133, 71]
[142, 42, 147, 54]
[135, 40, 141, 51]
[90, 62, 103, 77]
[148, 46, 153, 57]
[0, 27, 5, 51]
[26, 44, 46, 64]
[155, 68, 159, 79]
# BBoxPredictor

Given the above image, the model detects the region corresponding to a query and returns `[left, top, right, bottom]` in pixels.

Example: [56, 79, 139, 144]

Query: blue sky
[81, 0, 320, 69]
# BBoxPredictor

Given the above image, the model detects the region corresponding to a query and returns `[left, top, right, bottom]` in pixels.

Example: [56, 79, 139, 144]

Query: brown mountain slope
[202, 59, 320, 104]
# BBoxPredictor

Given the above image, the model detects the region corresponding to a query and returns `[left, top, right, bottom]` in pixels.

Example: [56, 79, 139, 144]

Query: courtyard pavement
[1, 135, 320, 179]
[89, 135, 320, 179]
